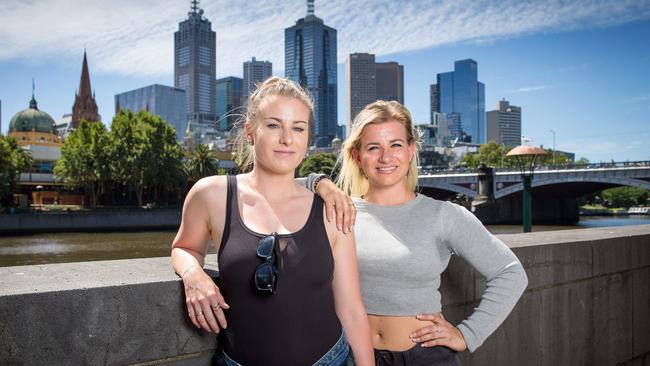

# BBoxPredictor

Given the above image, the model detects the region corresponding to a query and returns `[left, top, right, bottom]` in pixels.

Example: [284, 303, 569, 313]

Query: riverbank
[0, 208, 181, 235]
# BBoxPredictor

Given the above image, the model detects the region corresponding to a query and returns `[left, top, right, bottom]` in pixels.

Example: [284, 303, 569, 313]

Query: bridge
[418, 161, 650, 224]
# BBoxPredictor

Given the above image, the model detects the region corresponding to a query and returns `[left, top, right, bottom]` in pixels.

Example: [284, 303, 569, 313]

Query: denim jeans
[217, 332, 350, 366]
[374, 345, 460, 366]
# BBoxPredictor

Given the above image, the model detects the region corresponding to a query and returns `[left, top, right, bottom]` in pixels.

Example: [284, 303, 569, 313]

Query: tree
[0, 135, 32, 207]
[299, 152, 339, 178]
[601, 187, 648, 208]
[54, 120, 110, 207]
[184, 143, 220, 183]
[461, 141, 514, 169]
[140, 112, 184, 204]
[576, 157, 590, 167]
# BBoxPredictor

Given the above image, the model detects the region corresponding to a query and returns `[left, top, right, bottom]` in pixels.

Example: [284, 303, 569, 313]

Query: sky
[1, 0, 649, 162]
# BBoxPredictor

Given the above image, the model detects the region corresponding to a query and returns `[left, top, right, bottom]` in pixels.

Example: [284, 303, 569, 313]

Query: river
[1, 216, 648, 267]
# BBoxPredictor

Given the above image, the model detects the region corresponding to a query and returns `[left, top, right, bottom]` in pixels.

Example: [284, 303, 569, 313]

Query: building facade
[115, 85, 187, 141]
[174, 1, 216, 126]
[71, 51, 100, 129]
[486, 99, 522, 148]
[8, 92, 62, 202]
[243, 57, 272, 101]
[285, 0, 337, 147]
[346, 53, 376, 128]
[216, 77, 243, 131]
[430, 59, 485, 144]
[375, 61, 404, 104]
[346, 53, 404, 131]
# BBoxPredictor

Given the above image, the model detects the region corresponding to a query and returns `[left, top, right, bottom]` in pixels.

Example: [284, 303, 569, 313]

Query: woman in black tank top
[171, 77, 373, 366]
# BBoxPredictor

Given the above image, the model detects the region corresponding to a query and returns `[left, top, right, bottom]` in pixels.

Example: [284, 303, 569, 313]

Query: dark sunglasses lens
[257, 235, 275, 258]
[255, 262, 276, 292]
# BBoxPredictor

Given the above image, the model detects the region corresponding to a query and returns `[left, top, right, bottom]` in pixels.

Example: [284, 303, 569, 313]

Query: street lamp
[506, 145, 548, 233]
[550, 129, 556, 164]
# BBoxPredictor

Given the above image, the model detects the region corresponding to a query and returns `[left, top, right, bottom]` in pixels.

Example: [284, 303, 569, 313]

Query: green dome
[9, 97, 57, 134]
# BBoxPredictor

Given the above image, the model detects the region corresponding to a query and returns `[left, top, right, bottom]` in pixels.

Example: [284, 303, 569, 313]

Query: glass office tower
[285, 0, 337, 147]
[431, 59, 485, 144]
[115, 85, 187, 141]
[216, 77, 243, 131]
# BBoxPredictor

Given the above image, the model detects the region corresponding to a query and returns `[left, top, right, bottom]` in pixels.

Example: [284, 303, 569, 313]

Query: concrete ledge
[1, 226, 649, 365]
[0, 209, 181, 234]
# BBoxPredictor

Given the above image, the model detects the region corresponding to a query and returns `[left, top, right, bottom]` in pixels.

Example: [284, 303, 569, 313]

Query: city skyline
[1, 0, 649, 162]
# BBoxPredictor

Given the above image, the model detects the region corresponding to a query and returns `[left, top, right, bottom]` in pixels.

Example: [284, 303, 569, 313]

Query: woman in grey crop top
[310, 101, 528, 365]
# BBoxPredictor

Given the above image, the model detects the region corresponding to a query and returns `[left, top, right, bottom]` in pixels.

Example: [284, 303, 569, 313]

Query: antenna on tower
[191, 0, 199, 13]
[307, 0, 314, 16]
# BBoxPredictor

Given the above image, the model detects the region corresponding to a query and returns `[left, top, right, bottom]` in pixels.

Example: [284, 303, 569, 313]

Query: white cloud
[512, 85, 553, 93]
[1, 0, 649, 78]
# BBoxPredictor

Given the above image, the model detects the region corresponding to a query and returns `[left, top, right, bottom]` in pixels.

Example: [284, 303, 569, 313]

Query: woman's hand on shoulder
[315, 177, 356, 234]
[410, 313, 467, 352]
[182, 266, 230, 333]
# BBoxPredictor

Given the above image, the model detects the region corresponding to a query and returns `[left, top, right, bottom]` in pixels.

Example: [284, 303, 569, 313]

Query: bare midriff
[368, 313, 442, 351]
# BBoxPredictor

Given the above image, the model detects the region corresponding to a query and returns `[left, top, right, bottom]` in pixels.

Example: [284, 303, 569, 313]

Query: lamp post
[506, 145, 548, 233]
[550, 129, 556, 164]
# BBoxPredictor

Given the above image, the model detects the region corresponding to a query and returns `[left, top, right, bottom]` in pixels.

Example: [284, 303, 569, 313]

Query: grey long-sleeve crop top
[353, 194, 528, 352]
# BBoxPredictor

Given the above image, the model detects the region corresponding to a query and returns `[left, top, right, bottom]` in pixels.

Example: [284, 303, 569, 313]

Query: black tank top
[217, 175, 342, 365]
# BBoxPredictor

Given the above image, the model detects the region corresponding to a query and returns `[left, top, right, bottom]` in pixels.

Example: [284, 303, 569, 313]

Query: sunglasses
[255, 233, 278, 294]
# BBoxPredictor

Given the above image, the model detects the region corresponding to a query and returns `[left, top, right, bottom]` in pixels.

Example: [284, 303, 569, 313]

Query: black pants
[374, 346, 460, 366]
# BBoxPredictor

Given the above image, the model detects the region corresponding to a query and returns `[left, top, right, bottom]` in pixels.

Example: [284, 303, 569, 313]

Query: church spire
[71, 49, 100, 128]
[78, 49, 92, 101]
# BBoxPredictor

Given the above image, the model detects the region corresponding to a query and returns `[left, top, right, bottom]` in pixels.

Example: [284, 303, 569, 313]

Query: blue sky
[1, 0, 649, 162]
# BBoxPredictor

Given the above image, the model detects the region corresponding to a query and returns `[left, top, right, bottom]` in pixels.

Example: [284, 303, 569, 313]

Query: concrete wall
[1, 225, 648, 365]
[0, 209, 181, 234]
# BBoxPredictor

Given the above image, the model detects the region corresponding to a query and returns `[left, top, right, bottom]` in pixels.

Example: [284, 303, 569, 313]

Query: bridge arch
[419, 182, 478, 198]
[495, 176, 650, 199]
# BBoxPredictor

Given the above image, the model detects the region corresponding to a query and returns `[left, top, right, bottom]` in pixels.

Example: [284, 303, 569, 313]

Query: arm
[326, 208, 374, 365]
[298, 173, 356, 233]
[171, 176, 230, 334]
[416, 202, 528, 352]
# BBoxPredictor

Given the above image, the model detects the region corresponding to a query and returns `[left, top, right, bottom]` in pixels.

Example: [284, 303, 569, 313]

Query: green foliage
[108, 110, 183, 207]
[601, 187, 648, 208]
[184, 143, 220, 182]
[0, 135, 32, 206]
[462, 141, 515, 169]
[576, 157, 590, 166]
[299, 153, 339, 178]
[55, 111, 184, 207]
[54, 120, 109, 207]
[463, 141, 572, 169]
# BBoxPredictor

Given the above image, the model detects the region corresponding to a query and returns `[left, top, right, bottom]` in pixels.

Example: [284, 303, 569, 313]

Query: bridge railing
[420, 160, 650, 176]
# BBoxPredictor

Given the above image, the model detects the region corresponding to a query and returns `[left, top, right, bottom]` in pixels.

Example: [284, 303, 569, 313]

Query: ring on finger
[197, 310, 203, 316]
[211, 303, 220, 309]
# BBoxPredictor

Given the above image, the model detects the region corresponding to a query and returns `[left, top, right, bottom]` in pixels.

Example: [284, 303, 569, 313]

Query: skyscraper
[487, 99, 521, 147]
[430, 59, 485, 144]
[346, 53, 375, 128]
[115, 85, 187, 141]
[174, 0, 216, 126]
[216, 77, 243, 131]
[243, 57, 272, 101]
[346, 53, 404, 129]
[285, 0, 337, 147]
[71, 50, 100, 129]
[375, 61, 404, 103]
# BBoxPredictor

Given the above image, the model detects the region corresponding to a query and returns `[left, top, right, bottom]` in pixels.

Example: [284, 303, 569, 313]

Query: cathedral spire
[78, 49, 92, 101]
[71, 49, 100, 128]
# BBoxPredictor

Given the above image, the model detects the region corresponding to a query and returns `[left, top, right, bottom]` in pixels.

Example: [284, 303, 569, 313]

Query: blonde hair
[233, 76, 314, 172]
[337, 100, 422, 197]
